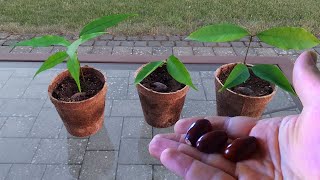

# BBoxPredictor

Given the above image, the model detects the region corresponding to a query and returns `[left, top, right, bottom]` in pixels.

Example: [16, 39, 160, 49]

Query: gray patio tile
[0, 138, 40, 163]
[111, 100, 143, 117]
[202, 78, 216, 100]
[106, 70, 129, 77]
[244, 41, 261, 48]
[107, 78, 128, 100]
[189, 71, 201, 85]
[3, 40, 18, 46]
[105, 99, 112, 117]
[231, 41, 245, 47]
[161, 41, 175, 47]
[0, 117, 35, 137]
[173, 47, 193, 56]
[10, 68, 36, 78]
[80, 40, 94, 46]
[32, 139, 87, 164]
[22, 84, 48, 99]
[134, 41, 147, 47]
[79, 151, 117, 180]
[182, 100, 216, 118]
[153, 126, 175, 136]
[112, 46, 133, 55]
[120, 41, 134, 47]
[233, 47, 257, 56]
[0, 117, 6, 129]
[119, 138, 159, 164]
[270, 109, 299, 117]
[114, 36, 127, 41]
[274, 48, 297, 55]
[200, 71, 215, 79]
[0, 77, 32, 98]
[153, 165, 182, 180]
[218, 42, 231, 47]
[261, 114, 271, 119]
[77, 46, 92, 54]
[266, 89, 295, 112]
[186, 84, 206, 100]
[154, 36, 168, 41]
[87, 117, 123, 150]
[99, 34, 113, 40]
[127, 36, 140, 41]
[0, 32, 9, 39]
[133, 47, 153, 55]
[148, 41, 161, 47]
[0, 164, 11, 180]
[29, 108, 63, 138]
[117, 165, 152, 180]
[255, 48, 278, 56]
[58, 126, 90, 139]
[108, 40, 121, 46]
[43, 98, 54, 108]
[92, 46, 113, 55]
[129, 71, 136, 84]
[175, 41, 189, 47]
[152, 47, 173, 56]
[7, 164, 46, 180]
[0, 99, 44, 117]
[52, 46, 67, 53]
[204, 42, 218, 47]
[122, 117, 152, 138]
[213, 47, 236, 56]
[189, 41, 204, 47]
[168, 36, 181, 41]
[0, 46, 13, 53]
[0, 70, 14, 88]
[94, 40, 107, 46]
[30, 70, 60, 85]
[42, 165, 81, 180]
[11, 46, 32, 54]
[128, 84, 139, 99]
[7, 35, 20, 40]
[0, 40, 5, 45]
[193, 47, 215, 56]
[31, 47, 53, 54]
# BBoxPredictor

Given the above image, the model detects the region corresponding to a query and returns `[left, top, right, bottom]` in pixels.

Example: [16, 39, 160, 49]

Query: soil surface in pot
[219, 65, 273, 97]
[52, 71, 104, 102]
[141, 65, 185, 93]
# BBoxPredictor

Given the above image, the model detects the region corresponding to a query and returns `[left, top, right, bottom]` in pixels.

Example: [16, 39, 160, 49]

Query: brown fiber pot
[215, 63, 276, 118]
[135, 66, 189, 128]
[48, 66, 107, 137]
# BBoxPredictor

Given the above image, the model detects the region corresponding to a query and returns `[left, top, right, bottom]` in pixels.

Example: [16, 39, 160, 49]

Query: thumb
[293, 51, 320, 106]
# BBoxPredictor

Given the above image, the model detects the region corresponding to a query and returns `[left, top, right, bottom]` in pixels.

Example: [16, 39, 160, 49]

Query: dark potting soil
[52, 71, 104, 102]
[141, 65, 185, 93]
[219, 65, 273, 97]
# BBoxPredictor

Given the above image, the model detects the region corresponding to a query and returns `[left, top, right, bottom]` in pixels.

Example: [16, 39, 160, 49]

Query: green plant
[134, 55, 198, 91]
[187, 24, 320, 96]
[15, 14, 137, 92]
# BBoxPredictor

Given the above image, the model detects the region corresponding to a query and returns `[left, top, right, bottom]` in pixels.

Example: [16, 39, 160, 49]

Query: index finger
[174, 116, 257, 138]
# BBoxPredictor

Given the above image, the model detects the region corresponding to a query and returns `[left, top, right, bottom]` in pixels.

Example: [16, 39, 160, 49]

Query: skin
[149, 51, 320, 180]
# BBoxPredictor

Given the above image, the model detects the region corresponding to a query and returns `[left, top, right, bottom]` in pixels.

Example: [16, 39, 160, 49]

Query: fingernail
[308, 51, 318, 64]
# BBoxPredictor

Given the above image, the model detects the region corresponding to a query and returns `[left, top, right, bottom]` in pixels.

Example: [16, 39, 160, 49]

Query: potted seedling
[15, 14, 137, 137]
[187, 24, 319, 118]
[134, 55, 197, 128]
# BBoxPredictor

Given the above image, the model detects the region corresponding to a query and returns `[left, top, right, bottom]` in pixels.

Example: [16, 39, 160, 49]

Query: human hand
[149, 51, 320, 180]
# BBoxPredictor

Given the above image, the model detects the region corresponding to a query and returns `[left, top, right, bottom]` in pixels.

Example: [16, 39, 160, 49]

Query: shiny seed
[185, 119, 212, 147]
[196, 130, 228, 153]
[151, 82, 168, 92]
[224, 136, 258, 162]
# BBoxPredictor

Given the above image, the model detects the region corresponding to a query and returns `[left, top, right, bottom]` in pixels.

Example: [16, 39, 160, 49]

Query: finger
[175, 116, 257, 138]
[149, 134, 236, 175]
[293, 51, 320, 106]
[161, 148, 235, 180]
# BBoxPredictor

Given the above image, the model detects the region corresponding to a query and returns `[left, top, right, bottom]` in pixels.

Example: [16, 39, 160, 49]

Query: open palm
[149, 51, 320, 180]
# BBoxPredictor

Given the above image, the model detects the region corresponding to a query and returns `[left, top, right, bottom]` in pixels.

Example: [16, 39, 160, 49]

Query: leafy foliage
[15, 35, 71, 47]
[67, 54, 81, 92]
[134, 61, 164, 85]
[219, 64, 250, 92]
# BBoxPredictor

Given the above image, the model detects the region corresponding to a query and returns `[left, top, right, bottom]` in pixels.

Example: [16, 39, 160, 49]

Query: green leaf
[80, 14, 137, 36]
[134, 61, 164, 85]
[67, 54, 81, 92]
[166, 55, 198, 90]
[220, 64, 250, 92]
[15, 35, 71, 47]
[67, 32, 105, 57]
[251, 64, 296, 95]
[34, 51, 68, 78]
[257, 27, 319, 50]
[186, 24, 249, 42]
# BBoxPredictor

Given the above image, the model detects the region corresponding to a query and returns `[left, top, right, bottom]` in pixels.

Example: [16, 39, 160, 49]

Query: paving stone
[0, 117, 6, 129]
[43, 97, 54, 108]
[117, 165, 152, 180]
[122, 117, 152, 138]
[189, 41, 204, 47]
[133, 47, 153, 55]
[87, 117, 123, 150]
[245, 41, 261, 47]
[148, 41, 161, 47]
[31, 47, 53, 54]
[0, 99, 44, 117]
[266, 89, 295, 112]
[99, 34, 113, 40]
[182, 100, 216, 118]
[51, 46, 67, 53]
[0, 32, 9, 39]
[22, 84, 48, 99]
[7, 35, 20, 40]
[218, 42, 231, 47]
[175, 41, 189, 47]
[202, 79, 216, 100]
[129, 71, 136, 84]
[315, 48, 320, 55]
[186, 83, 206, 100]
[141, 35, 155, 41]
[121, 41, 135, 47]
[42, 165, 81, 180]
[77, 46, 92, 54]
[114, 36, 127, 41]
[0, 70, 14, 87]
[213, 47, 236, 56]
[270, 109, 299, 117]
[79, 151, 117, 180]
[204, 42, 218, 47]
[261, 114, 271, 119]
[274, 48, 297, 55]
[0, 40, 5, 45]
[168, 36, 181, 41]
[189, 71, 201, 85]
[0, 138, 40, 163]
[233, 47, 258, 56]
[193, 47, 215, 56]
[0, 46, 13, 53]
[0, 117, 35, 137]
[161, 41, 175, 47]
[152, 47, 173, 56]
[111, 100, 143, 116]
[10, 46, 32, 54]
[260, 42, 273, 48]
[30, 70, 60, 85]
[119, 138, 159, 164]
[127, 36, 140, 41]
[80, 40, 94, 46]
[128, 84, 139, 99]
[0, 77, 31, 98]
[200, 71, 215, 78]
[92, 46, 112, 54]
[154, 36, 168, 41]
[63, 34, 75, 40]
[153, 165, 181, 180]
[173, 47, 193, 56]
[7, 164, 46, 180]
[107, 41, 121, 46]
[134, 41, 147, 47]
[255, 48, 278, 56]
[2, 40, 18, 46]
[105, 99, 113, 117]
[106, 70, 129, 77]
[231, 41, 245, 47]
[94, 40, 107, 46]
[29, 108, 63, 138]
[153, 126, 175, 136]
[107, 78, 128, 100]
[0, 164, 11, 180]
[33, 139, 87, 164]
[112, 46, 133, 55]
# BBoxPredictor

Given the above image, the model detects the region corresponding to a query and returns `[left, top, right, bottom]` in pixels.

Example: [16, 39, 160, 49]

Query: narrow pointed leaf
[34, 51, 68, 78]
[134, 61, 164, 85]
[67, 54, 81, 92]
[251, 64, 296, 95]
[166, 55, 198, 90]
[80, 14, 137, 36]
[257, 27, 319, 50]
[15, 35, 71, 47]
[67, 32, 105, 57]
[187, 24, 249, 42]
[220, 64, 249, 92]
